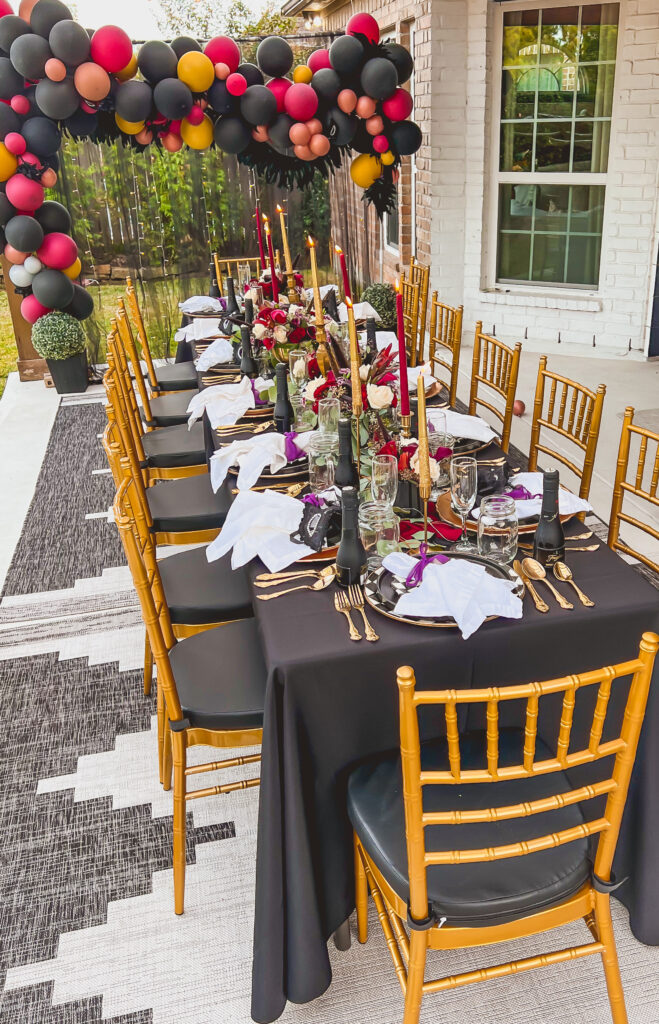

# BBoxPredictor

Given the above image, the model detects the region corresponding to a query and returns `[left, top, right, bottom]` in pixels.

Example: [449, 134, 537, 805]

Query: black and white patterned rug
[1, 395, 659, 1024]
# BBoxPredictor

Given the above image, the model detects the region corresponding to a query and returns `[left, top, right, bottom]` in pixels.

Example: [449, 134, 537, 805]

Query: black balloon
[213, 115, 251, 154]
[0, 103, 21, 139]
[115, 80, 153, 123]
[0, 193, 16, 226]
[240, 84, 277, 127]
[138, 40, 178, 84]
[49, 19, 90, 65]
[22, 116, 61, 156]
[256, 36, 293, 78]
[22, 83, 39, 116]
[350, 119, 373, 154]
[34, 199, 71, 233]
[360, 57, 397, 101]
[0, 15, 32, 56]
[171, 36, 201, 59]
[32, 267, 74, 309]
[35, 78, 79, 119]
[65, 282, 93, 320]
[10, 33, 52, 80]
[0, 56, 24, 100]
[329, 34, 364, 76]
[267, 112, 293, 155]
[324, 107, 357, 147]
[5, 214, 44, 251]
[30, 0, 72, 39]
[207, 79, 235, 116]
[237, 63, 263, 87]
[154, 78, 193, 121]
[64, 107, 98, 138]
[391, 119, 422, 155]
[312, 68, 341, 102]
[382, 42, 414, 85]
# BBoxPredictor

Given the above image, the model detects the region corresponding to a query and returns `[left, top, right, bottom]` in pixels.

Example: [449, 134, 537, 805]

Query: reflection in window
[386, 194, 399, 249]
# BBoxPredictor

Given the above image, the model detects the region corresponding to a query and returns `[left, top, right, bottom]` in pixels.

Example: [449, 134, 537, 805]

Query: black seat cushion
[348, 728, 591, 928]
[147, 475, 231, 533]
[169, 619, 266, 731]
[155, 361, 198, 392]
[159, 547, 252, 624]
[142, 422, 206, 468]
[147, 390, 198, 427]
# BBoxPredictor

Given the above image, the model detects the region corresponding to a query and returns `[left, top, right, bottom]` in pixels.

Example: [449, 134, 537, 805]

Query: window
[385, 199, 399, 250]
[495, 3, 618, 287]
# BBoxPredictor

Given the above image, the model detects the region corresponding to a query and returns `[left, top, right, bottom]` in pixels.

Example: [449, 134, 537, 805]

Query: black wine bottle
[209, 261, 220, 299]
[221, 276, 239, 334]
[273, 362, 294, 434]
[240, 325, 257, 378]
[336, 486, 367, 588]
[335, 417, 359, 489]
[533, 469, 565, 567]
[365, 317, 377, 362]
[244, 296, 254, 326]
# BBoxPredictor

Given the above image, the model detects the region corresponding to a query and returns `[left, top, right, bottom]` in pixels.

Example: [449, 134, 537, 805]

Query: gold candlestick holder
[400, 413, 412, 439]
[286, 271, 298, 304]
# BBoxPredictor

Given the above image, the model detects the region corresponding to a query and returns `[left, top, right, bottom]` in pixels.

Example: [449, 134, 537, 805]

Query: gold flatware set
[253, 566, 379, 641]
[216, 421, 273, 436]
[231, 481, 307, 496]
[513, 557, 594, 612]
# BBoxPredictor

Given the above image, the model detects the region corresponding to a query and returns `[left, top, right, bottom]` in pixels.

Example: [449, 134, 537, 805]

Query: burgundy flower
[270, 309, 288, 325]
[289, 326, 306, 345]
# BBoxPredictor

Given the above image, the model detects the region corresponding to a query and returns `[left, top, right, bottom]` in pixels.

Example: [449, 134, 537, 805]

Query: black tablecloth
[249, 542, 659, 1022]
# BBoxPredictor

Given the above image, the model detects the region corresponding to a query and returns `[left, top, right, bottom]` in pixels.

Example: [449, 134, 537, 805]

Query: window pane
[534, 121, 572, 170]
[580, 3, 619, 62]
[537, 68, 575, 118]
[540, 7, 578, 63]
[500, 121, 534, 171]
[501, 68, 536, 119]
[535, 183, 570, 230]
[532, 233, 567, 282]
[566, 233, 602, 286]
[503, 10, 539, 67]
[569, 184, 605, 233]
[386, 199, 399, 249]
[576, 62, 615, 117]
[497, 231, 532, 281]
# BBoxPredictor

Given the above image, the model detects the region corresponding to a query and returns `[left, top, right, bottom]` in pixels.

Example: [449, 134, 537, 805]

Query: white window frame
[486, 0, 621, 293]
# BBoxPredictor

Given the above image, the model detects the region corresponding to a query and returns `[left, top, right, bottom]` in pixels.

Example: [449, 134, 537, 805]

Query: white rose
[410, 450, 440, 483]
[304, 375, 325, 401]
[273, 325, 288, 344]
[366, 383, 394, 410]
[279, 295, 290, 306]
[252, 323, 266, 340]
[359, 364, 369, 381]
[288, 304, 302, 318]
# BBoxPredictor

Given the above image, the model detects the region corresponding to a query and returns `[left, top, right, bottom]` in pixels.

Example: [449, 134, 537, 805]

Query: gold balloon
[115, 114, 145, 135]
[180, 114, 214, 150]
[292, 65, 313, 84]
[380, 150, 395, 166]
[116, 53, 138, 83]
[177, 51, 215, 93]
[349, 153, 382, 189]
[63, 257, 82, 280]
[0, 143, 18, 182]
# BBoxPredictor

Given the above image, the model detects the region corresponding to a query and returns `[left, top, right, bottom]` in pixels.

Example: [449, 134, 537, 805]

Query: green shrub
[31, 312, 87, 360]
[360, 282, 397, 330]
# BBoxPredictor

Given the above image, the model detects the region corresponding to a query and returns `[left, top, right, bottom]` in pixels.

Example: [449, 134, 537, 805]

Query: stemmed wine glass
[371, 454, 398, 507]
[450, 456, 478, 551]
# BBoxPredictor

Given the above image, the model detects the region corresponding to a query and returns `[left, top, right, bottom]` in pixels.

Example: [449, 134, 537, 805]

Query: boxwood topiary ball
[31, 309, 86, 359]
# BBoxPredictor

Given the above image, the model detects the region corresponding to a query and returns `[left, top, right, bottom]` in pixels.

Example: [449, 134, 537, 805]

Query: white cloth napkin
[176, 318, 226, 344]
[206, 489, 313, 571]
[210, 430, 314, 492]
[471, 471, 593, 520]
[338, 301, 381, 323]
[382, 552, 523, 640]
[186, 376, 270, 429]
[427, 410, 497, 443]
[359, 329, 397, 352]
[195, 338, 234, 371]
[305, 283, 339, 302]
[179, 296, 224, 315]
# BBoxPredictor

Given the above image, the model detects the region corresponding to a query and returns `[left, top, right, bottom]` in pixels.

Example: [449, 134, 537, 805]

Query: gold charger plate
[227, 458, 308, 482]
[435, 491, 577, 536]
[243, 405, 274, 419]
[297, 544, 338, 564]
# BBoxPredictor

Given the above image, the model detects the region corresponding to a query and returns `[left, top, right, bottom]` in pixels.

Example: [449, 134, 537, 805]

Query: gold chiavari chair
[428, 293, 463, 408]
[350, 635, 659, 1024]
[468, 323, 521, 452]
[409, 256, 430, 364]
[401, 276, 420, 368]
[214, 253, 263, 294]
[608, 407, 659, 573]
[125, 277, 198, 395]
[529, 356, 606, 517]
[114, 475, 264, 914]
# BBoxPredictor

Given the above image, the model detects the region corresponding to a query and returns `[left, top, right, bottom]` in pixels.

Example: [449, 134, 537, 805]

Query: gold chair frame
[401, 277, 420, 368]
[529, 356, 605, 514]
[125, 276, 164, 394]
[608, 406, 659, 573]
[213, 254, 263, 295]
[428, 293, 463, 408]
[409, 257, 430, 365]
[355, 634, 659, 1024]
[114, 476, 261, 914]
[468, 322, 521, 452]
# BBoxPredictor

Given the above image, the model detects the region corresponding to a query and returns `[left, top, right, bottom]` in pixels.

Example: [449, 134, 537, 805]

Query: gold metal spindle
[416, 370, 431, 543]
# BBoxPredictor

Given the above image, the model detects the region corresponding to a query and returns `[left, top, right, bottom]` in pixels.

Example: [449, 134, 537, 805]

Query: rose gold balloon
[337, 89, 357, 114]
[162, 133, 183, 153]
[74, 62, 111, 102]
[214, 62, 230, 80]
[4, 244, 27, 264]
[45, 58, 67, 82]
[356, 95, 376, 119]
[18, 0, 38, 21]
[40, 168, 57, 187]
[135, 128, 153, 145]
[293, 144, 314, 161]
[289, 121, 310, 146]
[365, 115, 384, 136]
[513, 399, 526, 417]
[304, 118, 322, 136]
[252, 125, 269, 143]
[309, 133, 330, 157]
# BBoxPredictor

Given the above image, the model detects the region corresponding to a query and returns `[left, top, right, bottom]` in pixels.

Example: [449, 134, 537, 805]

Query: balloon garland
[0, 2, 421, 327]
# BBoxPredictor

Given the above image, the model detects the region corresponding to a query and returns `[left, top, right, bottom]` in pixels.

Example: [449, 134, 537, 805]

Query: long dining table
[190, 338, 659, 1024]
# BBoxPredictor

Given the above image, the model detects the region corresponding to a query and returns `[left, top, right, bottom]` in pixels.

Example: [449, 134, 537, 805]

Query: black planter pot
[46, 352, 88, 394]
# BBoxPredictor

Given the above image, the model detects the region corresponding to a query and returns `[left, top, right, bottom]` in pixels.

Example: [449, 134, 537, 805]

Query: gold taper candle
[346, 297, 362, 478]
[307, 236, 325, 330]
[276, 204, 293, 275]
[416, 371, 432, 543]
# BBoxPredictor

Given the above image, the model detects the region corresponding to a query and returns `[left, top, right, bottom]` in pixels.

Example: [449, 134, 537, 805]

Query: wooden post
[1, 256, 47, 381]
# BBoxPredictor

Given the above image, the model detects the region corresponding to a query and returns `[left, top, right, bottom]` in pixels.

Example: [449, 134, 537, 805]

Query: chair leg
[594, 892, 629, 1024]
[354, 835, 368, 944]
[162, 715, 172, 792]
[143, 631, 153, 696]
[403, 929, 427, 1024]
[171, 726, 187, 915]
[156, 680, 165, 786]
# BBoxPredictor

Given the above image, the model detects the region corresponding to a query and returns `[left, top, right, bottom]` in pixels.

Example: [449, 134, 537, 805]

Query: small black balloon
[360, 57, 398, 101]
[237, 62, 263, 87]
[0, 15, 32, 56]
[22, 116, 61, 157]
[324, 107, 357, 147]
[154, 78, 193, 121]
[350, 119, 373, 154]
[267, 112, 293, 155]
[64, 107, 98, 139]
[10, 33, 52, 80]
[256, 36, 293, 78]
[65, 282, 94, 320]
[0, 103, 21, 139]
[329, 34, 364, 76]
[311, 67, 341, 102]
[35, 77, 79, 119]
[34, 198, 71, 233]
[0, 193, 16, 226]
[170, 36, 201, 59]
[30, 0, 72, 40]
[381, 42, 414, 85]
[5, 214, 44, 252]
[213, 115, 251, 154]
[207, 79, 235, 116]
[115, 80, 153, 123]
[138, 40, 178, 84]
[0, 56, 24, 100]
[240, 84, 277, 127]
[391, 119, 422, 155]
[48, 19, 90, 66]
[32, 267, 74, 310]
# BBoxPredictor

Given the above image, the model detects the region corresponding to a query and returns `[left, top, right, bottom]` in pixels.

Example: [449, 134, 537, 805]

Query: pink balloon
[372, 134, 389, 153]
[135, 128, 153, 145]
[308, 49, 331, 74]
[40, 167, 57, 187]
[289, 122, 310, 146]
[251, 125, 269, 143]
[309, 133, 330, 157]
[21, 293, 51, 325]
[366, 115, 384, 136]
[284, 83, 318, 123]
[226, 73, 247, 97]
[4, 243, 27, 264]
[10, 95, 30, 115]
[337, 89, 357, 114]
[90, 26, 133, 74]
[382, 88, 414, 122]
[152, 114, 167, 125]
[80, 101, 97, 114]
[304, 118, 322, 136]
[266, 77, 292, 113]
[37, 232, 78, 270]
[0, 0, 12, 12]
[162, 133, 182, 153]
[187, 105, 205, 125]
[214, 62, 230, 81]
[6, 174, 44, 212]
[293, 144, 314, 162]
[21, 152, 41, 167]
[5, 132, 26, 156]
[204, 36, 241, 73]
[45, 58, 67, 82]
[169, 120, 182, 135]
[356, 96, 376, 119]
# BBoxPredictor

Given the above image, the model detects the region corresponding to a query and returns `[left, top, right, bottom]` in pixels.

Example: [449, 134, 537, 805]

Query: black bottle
[365, 317, 377, 362]
[240, 325, 257, 378]
[209, 261, 220, 299]
[335, 417, 359, 489]
[533, 469, 565, 567]
[244, 296, 254, 326]
[336, 486, 367, 588]
[221, 276, 239, 334]
[273, 362, 294, 433]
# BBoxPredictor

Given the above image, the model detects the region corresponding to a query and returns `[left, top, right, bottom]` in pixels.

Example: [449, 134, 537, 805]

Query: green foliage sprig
[360, 283, 397, 330]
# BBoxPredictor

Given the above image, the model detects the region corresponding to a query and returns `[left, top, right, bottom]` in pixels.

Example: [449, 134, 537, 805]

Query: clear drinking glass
[289, 349, 308, 389]
[358, 501, 401, 569]
[428, 417, 455, 494]
[450, 456, 478, 551]
[318, 397, 340, 434]
[476, 495, 519, 564]
[371, 454, 398, 507]
[290, 393, 306, 431]
[238, 262, 251, 290]
[308, 432, 338, 493]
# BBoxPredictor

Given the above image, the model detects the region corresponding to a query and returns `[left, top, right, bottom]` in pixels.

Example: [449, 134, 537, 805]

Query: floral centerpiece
[245, 270, 306, 304]
[376, 435, 453, 515]
[250, 302, 316, 365]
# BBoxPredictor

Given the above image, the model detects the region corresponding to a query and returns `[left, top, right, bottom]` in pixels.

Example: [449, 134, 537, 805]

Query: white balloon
[9, 264, 34, 288]
[24, 255, 42, 275]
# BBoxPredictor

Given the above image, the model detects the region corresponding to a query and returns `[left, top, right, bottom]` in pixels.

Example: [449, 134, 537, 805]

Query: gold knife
[513, 558, 549, 613]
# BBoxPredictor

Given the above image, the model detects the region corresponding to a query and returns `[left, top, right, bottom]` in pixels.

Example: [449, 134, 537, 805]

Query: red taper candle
[335, 244, 351, 302]
[264, 219, 279, 302]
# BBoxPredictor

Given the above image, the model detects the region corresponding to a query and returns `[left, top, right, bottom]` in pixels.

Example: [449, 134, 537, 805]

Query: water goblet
[371, 454, 398, 507]
[289, 349, 308, 391]
[450, 456, 478, 551]
[476, 495, 518, 564]
[308, 433, 338, 493]
[318, 397, 340, 434]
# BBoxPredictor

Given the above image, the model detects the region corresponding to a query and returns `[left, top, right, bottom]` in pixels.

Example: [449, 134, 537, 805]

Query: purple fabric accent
[404, 542, 450, 588]
[506, 485, 542, 500]
[301, 493, 322, 507]
[250, 379, 268, 407]
[284, 432, 304, 462]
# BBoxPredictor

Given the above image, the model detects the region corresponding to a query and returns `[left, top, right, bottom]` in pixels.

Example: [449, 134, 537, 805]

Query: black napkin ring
[169, 717, 191, 733]
[591, 870, 629, 894]
[406, 904, 439, 931]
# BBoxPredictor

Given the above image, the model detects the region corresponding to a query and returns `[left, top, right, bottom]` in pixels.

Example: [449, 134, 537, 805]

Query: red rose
[262, 335, 275, 350]
[378, 440, 398, 457]
[307, 356, 320, 378]
[271, 308, 288, 325]
[289, 326, 306, 345]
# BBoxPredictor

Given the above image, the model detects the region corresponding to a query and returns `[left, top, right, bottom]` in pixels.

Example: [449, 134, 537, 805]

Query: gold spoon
[255, 565, 336, 584]
[217, 422, 272, 435]
[522, 557, 574, 610]
[231, 482, 307, 496]
[256, 575, 334, 601]
[513, 558, 548, 613]
[553, 561, 594, 607]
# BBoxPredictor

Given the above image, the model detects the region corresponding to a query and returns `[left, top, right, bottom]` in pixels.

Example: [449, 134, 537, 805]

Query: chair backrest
[107, 322, 147, 460]
[396, 634, 659, 922]
[409, 256, 430, 364]
[104, 343, 148, 475]
[468, 322, 521, 452]
[116, 299, 154, 427]
[401, 276, 420, 368]
[428, 293, 463, 408]
[214, 255, 263, 294]
[125, 276, 159, 390]
[608, 407, 659, 573]
[102, 404, 125, 487]
[528, 356, 605, 506]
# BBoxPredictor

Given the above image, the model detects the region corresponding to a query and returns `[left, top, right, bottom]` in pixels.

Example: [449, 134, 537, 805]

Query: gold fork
[334, 590, 361, 641]
[348, 585, 379, 642]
